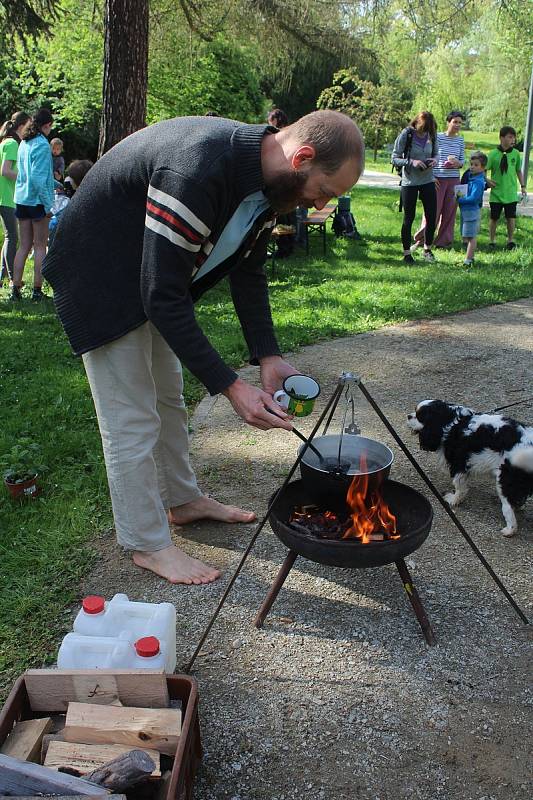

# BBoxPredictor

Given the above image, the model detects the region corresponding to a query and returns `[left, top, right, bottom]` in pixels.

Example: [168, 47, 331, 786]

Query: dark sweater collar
[231, 123, 277, 198]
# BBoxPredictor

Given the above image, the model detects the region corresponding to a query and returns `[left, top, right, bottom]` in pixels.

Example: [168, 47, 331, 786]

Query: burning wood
[290, 453, 399, 542]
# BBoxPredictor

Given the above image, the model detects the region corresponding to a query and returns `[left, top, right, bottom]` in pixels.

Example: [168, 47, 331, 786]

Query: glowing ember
[344, 453, 398, 542]
[289, 453, 399, 542]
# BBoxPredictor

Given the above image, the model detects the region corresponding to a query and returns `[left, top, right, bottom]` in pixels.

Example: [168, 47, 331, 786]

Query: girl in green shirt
[0, 111, 31, 283]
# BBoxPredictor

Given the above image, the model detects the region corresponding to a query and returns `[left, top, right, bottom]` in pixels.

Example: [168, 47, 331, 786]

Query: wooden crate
[0, 671, 202, 800]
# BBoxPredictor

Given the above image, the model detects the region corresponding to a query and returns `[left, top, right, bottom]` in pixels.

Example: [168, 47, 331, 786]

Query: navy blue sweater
[43, 117, 281, 395]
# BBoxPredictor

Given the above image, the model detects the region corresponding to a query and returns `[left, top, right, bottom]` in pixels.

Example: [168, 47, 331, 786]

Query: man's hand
[259, 355, 300, 396]
[222, 378, 292, 431]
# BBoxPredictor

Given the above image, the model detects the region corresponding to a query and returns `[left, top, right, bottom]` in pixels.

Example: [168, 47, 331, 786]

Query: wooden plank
[63, 702, 181, 756]
[41, 731, 65, 761]
[0, 717, 53, 762]
[24, 669, 169, 712]
[0, 752, 108, 796]
[45, 740, 161, 778]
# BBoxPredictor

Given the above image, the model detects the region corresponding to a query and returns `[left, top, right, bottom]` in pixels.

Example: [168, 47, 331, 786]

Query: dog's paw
[444, 492, 459, 507]
[501, 525, 517, 538]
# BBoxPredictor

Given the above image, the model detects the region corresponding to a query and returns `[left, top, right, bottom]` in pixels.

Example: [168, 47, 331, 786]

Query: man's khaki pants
[82, 322, 201, 551]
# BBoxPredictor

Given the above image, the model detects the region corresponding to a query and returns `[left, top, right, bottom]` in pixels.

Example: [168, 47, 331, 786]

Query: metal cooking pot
[298, 434, 394, 503]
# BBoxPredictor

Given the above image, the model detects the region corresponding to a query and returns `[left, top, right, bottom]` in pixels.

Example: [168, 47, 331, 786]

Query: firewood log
[84, 748, 156, 791]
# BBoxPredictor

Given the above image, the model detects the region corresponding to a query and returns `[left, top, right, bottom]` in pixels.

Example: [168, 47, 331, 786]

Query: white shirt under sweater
[433, 133, 465, 179]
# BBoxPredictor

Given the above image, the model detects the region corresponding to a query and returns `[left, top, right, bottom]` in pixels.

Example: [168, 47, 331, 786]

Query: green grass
[0, 184, 532, 699]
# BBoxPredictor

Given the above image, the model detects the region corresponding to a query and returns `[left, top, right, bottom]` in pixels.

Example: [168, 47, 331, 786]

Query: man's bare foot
[168, 495, 256, 526]
[132, 545, 221, 585]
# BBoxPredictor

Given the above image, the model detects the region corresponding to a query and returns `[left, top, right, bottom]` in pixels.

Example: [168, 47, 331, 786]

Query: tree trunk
[98, 0, 149, 158]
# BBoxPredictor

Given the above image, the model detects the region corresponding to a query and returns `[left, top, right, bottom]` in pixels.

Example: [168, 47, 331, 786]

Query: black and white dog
[407, 400, 533, 537]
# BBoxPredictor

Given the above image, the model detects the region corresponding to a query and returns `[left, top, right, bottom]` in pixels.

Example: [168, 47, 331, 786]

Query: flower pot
[4, 474, 40, 499]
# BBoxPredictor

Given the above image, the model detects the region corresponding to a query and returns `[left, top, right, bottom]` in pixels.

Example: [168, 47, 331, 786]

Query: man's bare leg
[133, 544, 221, 585]
[168, 495, 256, 526]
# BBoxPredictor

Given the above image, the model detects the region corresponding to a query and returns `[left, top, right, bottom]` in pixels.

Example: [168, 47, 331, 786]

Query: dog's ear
[417, 401, 457, 452]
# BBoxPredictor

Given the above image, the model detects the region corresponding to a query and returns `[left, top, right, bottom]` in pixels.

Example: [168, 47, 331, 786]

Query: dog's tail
[510, 446, 533, 473]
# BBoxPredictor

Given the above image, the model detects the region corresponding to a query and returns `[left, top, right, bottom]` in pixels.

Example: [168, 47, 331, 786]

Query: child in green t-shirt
[486, 126, 527, 250]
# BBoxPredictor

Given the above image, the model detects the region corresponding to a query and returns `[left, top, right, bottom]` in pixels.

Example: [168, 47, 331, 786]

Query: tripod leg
[254, 551, 298, 629]
[395, 558, 436, 646]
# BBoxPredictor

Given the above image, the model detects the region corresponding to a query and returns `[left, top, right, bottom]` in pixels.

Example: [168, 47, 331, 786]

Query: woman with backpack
[392, 111, 438, 263]
[11, 108, 55, 301]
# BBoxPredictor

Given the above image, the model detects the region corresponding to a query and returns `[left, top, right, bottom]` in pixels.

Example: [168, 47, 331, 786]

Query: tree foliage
[0, 0, 530, 163]
[318, 68, 412, 157]
[0, 0, 59, 38]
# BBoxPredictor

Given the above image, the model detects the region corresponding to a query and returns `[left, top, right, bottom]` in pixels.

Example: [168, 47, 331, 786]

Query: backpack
[392, 127, 414, 176]
[332, 196, 361, 239]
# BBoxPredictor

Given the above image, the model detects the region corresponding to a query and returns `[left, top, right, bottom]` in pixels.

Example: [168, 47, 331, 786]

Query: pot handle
[266, 406, 324, 463]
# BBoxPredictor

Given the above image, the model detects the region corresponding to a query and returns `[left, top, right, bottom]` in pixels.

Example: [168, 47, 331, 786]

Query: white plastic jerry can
[58, 632, 168, 670]
[57, 631, 132, 670]
[72, 593, 176, 672]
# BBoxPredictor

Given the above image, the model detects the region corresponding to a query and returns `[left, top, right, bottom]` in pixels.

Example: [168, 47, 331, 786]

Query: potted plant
[1, 438, 47, 499]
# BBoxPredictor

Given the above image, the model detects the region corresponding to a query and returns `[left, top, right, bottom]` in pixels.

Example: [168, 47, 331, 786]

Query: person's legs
[83, 323, 220, 584]
[150, 324, 202, 510]
[465, 238, 477, 261]
[419, 182, 437, 249]
[0, 206, 17, 283]
[489, 203, 501, 244]
[31, 217, 49, 292]
[12, 218, 33, 288]
[83, 323, 173, 552]
[401, 186, 418, 255]
[504, 203, 517, 246]
[434, 179, 457, 247]
[416, 178, 445, 246]
[148, 324, 256, 527]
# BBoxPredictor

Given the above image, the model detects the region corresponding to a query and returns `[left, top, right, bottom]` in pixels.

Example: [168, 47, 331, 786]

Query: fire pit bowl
[269, 479, 433, 569]
[298, 434, 394, 503]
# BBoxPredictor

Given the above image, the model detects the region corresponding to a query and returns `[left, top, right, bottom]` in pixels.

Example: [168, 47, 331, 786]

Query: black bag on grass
[332, 196, 361, 239]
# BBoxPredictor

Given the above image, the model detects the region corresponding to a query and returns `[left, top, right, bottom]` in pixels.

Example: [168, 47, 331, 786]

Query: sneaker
[31, 288, 43, 301]
[463, 258, 474, 267]
[403, 254, 415, 264]
[410, 241, 421, 253]
[9, 286, 21, 301]
[488, 242, 496, 250]
[423, 249, 435, 262]
[505, 241, 516, 250]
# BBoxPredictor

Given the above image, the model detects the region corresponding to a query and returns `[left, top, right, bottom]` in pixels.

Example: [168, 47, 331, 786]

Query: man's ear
[291, 145, 316, 170]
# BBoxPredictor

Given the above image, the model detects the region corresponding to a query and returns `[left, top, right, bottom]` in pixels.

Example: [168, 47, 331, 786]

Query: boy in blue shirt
[457, 151, 487, 266]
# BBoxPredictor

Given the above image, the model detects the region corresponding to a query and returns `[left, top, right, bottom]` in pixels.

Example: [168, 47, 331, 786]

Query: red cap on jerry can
[82, 595, 105, 614]
[135, 636, 160, 657]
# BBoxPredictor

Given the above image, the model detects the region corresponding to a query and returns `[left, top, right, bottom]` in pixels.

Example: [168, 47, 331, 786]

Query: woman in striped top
[414, 110, 465, 249]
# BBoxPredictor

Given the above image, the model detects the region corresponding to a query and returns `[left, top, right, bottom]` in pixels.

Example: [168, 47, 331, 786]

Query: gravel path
[84, 298, 533, 800]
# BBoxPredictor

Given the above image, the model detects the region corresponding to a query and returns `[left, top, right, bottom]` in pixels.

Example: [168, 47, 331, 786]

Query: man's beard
[264, 168, 309, 213]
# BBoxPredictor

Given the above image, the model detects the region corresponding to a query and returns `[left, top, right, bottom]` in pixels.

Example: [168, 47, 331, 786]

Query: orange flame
[343, 453, 398, 542]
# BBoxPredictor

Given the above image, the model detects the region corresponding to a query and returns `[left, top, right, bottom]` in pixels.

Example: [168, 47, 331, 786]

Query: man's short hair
[446, 110, 465, 122]
[289, 110, 364, 174]
[470, 150, 487, 167]
[499, 125, 516, 139]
